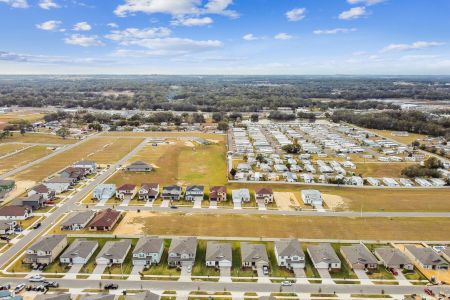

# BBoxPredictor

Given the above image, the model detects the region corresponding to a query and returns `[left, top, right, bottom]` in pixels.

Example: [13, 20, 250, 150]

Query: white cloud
[105, 27, 171, 44]
[0, 50, 111, 64]
[114, 0, 237, 18]
[107, 23, 119, 28]
[347, 0, 386, 6]
[339, 7, 367, 20]
[38, 0, 59, 9]
[64, 34, 104, 47]
[0, 0, 28, 8]
[36, 20, 62, 31]
[286, 7, 306, 21]
[313, 28, 357, 35]
[171, 17, 213, 27]
[242, 34, 259, 41]
[73, 22, 92, 31]
[274, 33, 293, 40]
[381, 41, 445, 52]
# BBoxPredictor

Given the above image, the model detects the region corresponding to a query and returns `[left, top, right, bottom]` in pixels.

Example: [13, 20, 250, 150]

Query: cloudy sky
[1, 0, 450, 74]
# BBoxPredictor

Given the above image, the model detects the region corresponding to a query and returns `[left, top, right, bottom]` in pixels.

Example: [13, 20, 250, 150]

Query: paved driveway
[256, 266, 270, 283]
[219, 266, 231, 283]
[193, 199, 202, 209]
[64, 264, 84, 279]
[293, 267, 309, 284]
[88, 264, 107, 279]
[257, 200, 267, 211]
[233, 202, 241, 209]
[128, 265, 143, 280]
[179, 265, 192, 282]
[317, 268, 335, 284]
[393, 269, 411, 285]
[144, 201, 153, 207]
[354, 269, 373, 285]
[209, 201, 217, 209]
[160, 200, 170, 208]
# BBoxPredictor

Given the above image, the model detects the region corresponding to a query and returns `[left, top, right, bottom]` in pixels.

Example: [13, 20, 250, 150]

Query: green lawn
[142, 240, 180, 277]
[192, 240, 220, 277]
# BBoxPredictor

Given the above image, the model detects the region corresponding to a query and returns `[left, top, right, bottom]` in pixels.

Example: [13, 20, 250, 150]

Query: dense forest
[0, 75, 449, 112]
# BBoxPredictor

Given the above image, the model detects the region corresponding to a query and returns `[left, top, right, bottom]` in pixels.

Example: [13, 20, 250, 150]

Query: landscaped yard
[192, 240, 220, 277]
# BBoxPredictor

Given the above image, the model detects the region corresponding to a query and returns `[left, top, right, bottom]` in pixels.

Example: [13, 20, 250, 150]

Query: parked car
[29, 274, 45, 282]
[262, 266, 269, 275]
[0, 284, 10, 290]
[0, 236, 10, 241]
[14, 284, 25, 293]
[104, 284, 118, 290]
[424, 288, 434, 296]
[170, 205, 178, 209]
[43, 281, 59, 288]
[389, 268, 398, 276]
[32, 222, 42, 229]
[281, 281, 292, 286]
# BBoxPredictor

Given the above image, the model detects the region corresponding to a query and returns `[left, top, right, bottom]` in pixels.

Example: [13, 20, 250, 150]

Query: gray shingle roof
[133, 237, 163, 255]
[341, 244, 378, 265]
[97, 239, 131, 261]
[168, 237, 197, 256]
[61, 211, 96, 228]
[240, 243, 269, 264]
[374, 247, 412, 266]
[125, 291, 160, 300]
[80, 295, 115, 300]
[275, 239, 304, 258]
[29, 235, 66, 252]
[206, 242, 232, 262]
[406, 245, 448, 266]
[307, 243, 340, 265]
[60, 239, 98, 260]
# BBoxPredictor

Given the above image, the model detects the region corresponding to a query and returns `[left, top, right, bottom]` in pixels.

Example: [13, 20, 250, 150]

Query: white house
[132, 237, 164, 266]
[60, 239, 98, 265]
[274, 239, 305, 269]
[301, 190, 323, 207]
[96, 240, 131, 265]
[205, 242, 232, 268]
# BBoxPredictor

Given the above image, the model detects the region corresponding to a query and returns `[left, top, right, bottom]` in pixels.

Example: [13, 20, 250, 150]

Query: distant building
[301, 190, 323, 207]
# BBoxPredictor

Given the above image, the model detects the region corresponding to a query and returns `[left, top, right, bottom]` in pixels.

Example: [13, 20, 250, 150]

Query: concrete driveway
[128, 265, 143, 280]
[256, 266, 270, 283]
[219, 266, 231, 283]
[144, 201, 153, 207]
[160, 200, 170, 208]
[293, 267, 309, 284]
[393, 269, 411, 285]
[179, 265, 192, 282]
[257, 200, 267, 211]
[354, 269, 373, 285]
[64, 264, 84, 279]
[209, 201, 217, 209]
[88, 264, 107, 279]
[233, 202, 241, 209]
[193, 199, 202, 209]
[317, 268, 335, 284]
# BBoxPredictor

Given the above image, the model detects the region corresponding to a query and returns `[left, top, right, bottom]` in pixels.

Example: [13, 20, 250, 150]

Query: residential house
[307, 243, 341, 270]
[93, 184, 116, 201]
[73, 160, 97, 173]
[27, 184, 55, 201]
[116, 184, 137, 200]
[35, 294, 71, 300]
[274, 239, 305, 269]
[209, 186, 227, 202]
[60, 211, 96, 231]
[404, 245, 449, 270]
[442, 248, 450, 262]
[24, 235, 68, 265]
[12, 194, 45, 210]
[80, 295, 115, 300]
[0, 220, 17, 235]
[162, 185, 182, 201]
[340, 244, 378, 270]
[132, 237, 164, 266]
[125, 291, 160, 300]
[232, 189, 250, 205]
[0, 205, 31, 221]
[301, 190, 323, 208]
[139, 183, 159, 201]
[168, 237, 197, 267]
[60, 239, 98, 264]
[88, 208, 121, 231]
[374, 247, 414, 271]
[96, 239, 131, 265]
[255, 187, 274, 204]
[59, 167, 88, 181]
[185, 185, 204, 201]
[240, 242, 269, 268]
[43, 177, 74, 193]
[126, 161, 153, 172]
[205, 242, 232, 268]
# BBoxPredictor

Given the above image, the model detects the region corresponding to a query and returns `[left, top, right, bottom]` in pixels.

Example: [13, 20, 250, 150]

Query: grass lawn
[231, 241, 256, 278]
[368, 129, 427, 145]
[141, 240, 180, 277]
[403, 268, 427, 281]
[104, 239, 138, 275]
[0, 112, 45, 130]
[329, 244, 358, 280]
[129, 212, 450, 241]
[100, 131, 226, 140]
[192, 240, 220, 277]
[13, 137, 143, 182]
[0, 143, 28, 156]
[367, 267, 395, 280]
[18, 216, 41, 230]
[0, 145, 53, 173]
[2, 132, 76, 144]
[352, 162, 415, 178]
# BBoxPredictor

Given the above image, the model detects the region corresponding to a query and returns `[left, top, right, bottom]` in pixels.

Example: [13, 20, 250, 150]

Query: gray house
[93, 184, 116, 201]
[132, 237, 164, 266]
[274, 239, 305, 269]
[0, 220, 16, 235]
[240, 242, 269, 268]
[206, 242, 232, 268]
[126, 161, 153, 172]
[12, 194, 45, 210]
[60, 239, 98, 264]
[162, 185, 182, 201]
[168, 237, 197, 267]
[404, 245, 449, 270]
[73, 160, 97, 173]
[25, 235, 68, 265]
[374, 247, 414, 270]
[96, 239, 132, 265]
[60, 211, 96, 231]
[307, 243, 341, 270]
[139, 183, 159, 201]
[340, 244, 378, 270]
[185, 185, 204, 201]
[28, 184, 56, 201]
[80, 295, 115, 300]
[44, 176, 74, 193]
[125, 291, 160, 300]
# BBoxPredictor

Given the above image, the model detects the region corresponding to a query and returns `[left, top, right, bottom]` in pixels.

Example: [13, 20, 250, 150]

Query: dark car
[43, 281, 59, 288]
[0, 284, 10, 290]
[32, 222, 42, 229]
[170, 205, 178, 209]
[0, 236, 10, 241]
[424, 288, 434, 296]
[104, 284, 118, 290]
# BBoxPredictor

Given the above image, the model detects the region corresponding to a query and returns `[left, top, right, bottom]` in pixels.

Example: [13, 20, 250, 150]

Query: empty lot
[115, 212, 450, 241]
[352, 162, 415, 178]
[100, 131, 226, 140]
[0, 143, 28, 156]
[0, 145, 53, 173]
[2, 132, 77, 144]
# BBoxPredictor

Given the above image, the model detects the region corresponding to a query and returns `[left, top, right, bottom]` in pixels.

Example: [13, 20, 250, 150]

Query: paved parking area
[354, 269, 373, 285]
[257, 200, 267, 211]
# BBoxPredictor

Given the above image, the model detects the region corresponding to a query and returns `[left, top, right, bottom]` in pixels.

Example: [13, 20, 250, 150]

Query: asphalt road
[0, 138, 150, 269]
[0, 277, 448, 295]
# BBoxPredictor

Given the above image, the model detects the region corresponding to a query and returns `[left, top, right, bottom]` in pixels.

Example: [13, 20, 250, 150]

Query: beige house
[25, 235, 68, 265]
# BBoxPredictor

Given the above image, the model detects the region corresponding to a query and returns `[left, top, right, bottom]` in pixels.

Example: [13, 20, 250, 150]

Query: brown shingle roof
[0, 205, 29, 217]
[255, 187, 273, 195]
[88, 209, 120, 228]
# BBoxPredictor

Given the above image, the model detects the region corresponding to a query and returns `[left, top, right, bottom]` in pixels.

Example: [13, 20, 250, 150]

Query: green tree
[56, 127, 70, 139]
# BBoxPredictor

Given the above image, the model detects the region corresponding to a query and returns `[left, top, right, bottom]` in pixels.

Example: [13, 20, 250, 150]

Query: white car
[29, 274, 45, 282]
[281, 281, 293, 286]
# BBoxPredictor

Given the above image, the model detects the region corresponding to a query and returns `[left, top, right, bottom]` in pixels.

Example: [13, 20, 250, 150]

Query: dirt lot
[273, 192, 300, 210]
[113, 212, 450, 241]
[0, 180, 35, 204]
[322, 194, 347, 211]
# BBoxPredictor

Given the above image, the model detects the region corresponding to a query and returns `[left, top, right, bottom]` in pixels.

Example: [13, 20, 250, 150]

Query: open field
[0, 145, 53, 173]
[367, 129, 427, 145]
[100, 131, 226, 141]
[1, 132, 77, 144]
[0, 143, 28, 156]
[0, 112, 45, 130]
[114, 212, 450, 241]
[352, 162, 415, 178]
[12, 137, 143, 182]
[107, 139, 227, 187]
[227, 182, 450, 212]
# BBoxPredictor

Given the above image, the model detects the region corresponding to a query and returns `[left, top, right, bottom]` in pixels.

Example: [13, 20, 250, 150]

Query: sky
[0, 0, 450, 75]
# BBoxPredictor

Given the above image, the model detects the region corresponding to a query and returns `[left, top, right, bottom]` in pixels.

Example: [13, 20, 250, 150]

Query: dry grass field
[0, 143, 28, 156]
[352, 162, 415, 178]
[12, 137, 143, 182]
[106, 139, 227, 187]
[0, 146, 53, 173]
[0, 112, 45, 130]
[100, 131, 225, 140]
[2, 132, 77, 144]
[368, 129, 427, 145]
[115, 212, 450, 241]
